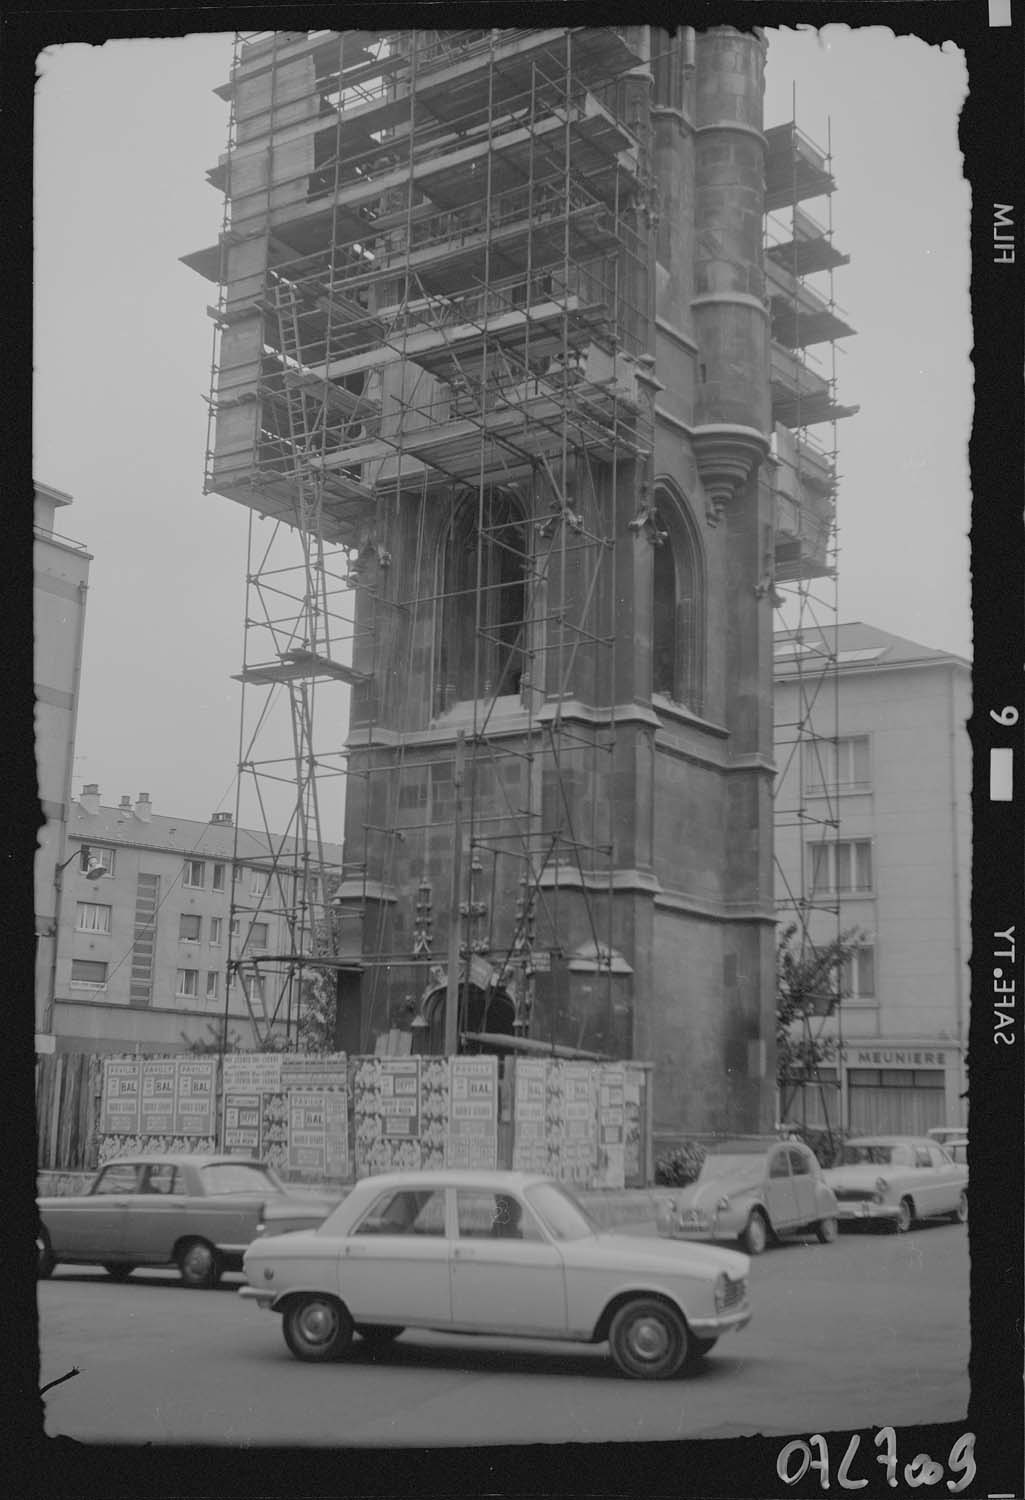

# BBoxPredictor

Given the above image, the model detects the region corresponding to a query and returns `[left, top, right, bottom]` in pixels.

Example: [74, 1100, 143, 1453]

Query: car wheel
[608, 1298, 689, 1380]
[37, 1229, 56, 1280]
[949, 1192, 968, 1225]
[356, 1324, 404, 1348]
[177, 1239, 222, 1289]
[816, 1216, 839, 1244]
[103, 1263, 136, 1281]
[283, 1295, 354, 1363]
[739, 1211, 768, 1255]
[891, 1197, 913, 1234]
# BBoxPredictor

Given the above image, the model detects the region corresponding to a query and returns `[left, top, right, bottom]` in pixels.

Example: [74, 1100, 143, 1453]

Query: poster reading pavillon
[447, 1055, 498, 1168]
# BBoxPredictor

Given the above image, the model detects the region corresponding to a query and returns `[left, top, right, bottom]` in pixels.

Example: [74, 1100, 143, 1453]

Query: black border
[5, 3, 1022, 1497]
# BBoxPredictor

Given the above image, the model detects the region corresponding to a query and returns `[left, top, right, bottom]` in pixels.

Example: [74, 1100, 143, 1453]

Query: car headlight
[716, 1196, 730, 1211]
[714, 1272, 729, 1312]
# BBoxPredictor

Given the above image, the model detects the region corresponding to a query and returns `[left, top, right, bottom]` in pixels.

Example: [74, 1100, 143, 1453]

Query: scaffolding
[764, 111, 858, 1134]
[186, 28, 654, 1053]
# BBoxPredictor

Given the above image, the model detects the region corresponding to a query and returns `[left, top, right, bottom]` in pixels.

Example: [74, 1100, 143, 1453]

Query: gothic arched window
[437, 490, 526, 711]
[651, 485, 704, 712]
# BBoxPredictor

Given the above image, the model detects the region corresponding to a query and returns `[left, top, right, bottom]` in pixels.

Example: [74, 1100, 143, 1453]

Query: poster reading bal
[447, 1055, 498, 1169]
[100, 1059, 142, 1135]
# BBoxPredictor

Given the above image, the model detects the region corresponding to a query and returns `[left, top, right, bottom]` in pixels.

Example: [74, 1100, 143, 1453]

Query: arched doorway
[422, 982, 516, 1055]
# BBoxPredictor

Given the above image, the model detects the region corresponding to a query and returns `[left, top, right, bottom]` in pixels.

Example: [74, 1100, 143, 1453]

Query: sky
[34, 26, 972, 830]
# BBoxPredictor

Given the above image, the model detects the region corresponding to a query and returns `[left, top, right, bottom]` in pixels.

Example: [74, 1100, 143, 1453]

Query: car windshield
[839, 1143, 912, 1167]
[524, 1182, 599, 1241]
[199, 1162, 280, 1194]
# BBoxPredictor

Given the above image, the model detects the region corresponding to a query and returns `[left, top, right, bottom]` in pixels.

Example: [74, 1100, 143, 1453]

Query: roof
[774, 621, 969, 677]
[345, 1169, 553, 1193]
[67, 801, 342, 865]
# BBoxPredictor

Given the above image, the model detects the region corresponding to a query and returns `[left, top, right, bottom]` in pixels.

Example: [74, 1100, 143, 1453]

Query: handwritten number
[990, 705, 1019, 726]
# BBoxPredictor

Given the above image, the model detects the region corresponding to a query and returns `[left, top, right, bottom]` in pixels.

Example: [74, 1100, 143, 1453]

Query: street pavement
[37, 1219, 968, 1447]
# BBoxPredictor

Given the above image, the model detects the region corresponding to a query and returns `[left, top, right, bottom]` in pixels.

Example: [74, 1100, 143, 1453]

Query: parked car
[37, 1154, 335, 1287]
[239, 1169, 751, 1380]
[656, 1136, 839, 1254]
[822, 1136, 968, 1232]
[928, 1126, 968, 1166]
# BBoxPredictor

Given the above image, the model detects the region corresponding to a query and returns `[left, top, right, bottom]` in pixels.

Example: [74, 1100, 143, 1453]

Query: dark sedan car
[37, 1154, 335, 1287]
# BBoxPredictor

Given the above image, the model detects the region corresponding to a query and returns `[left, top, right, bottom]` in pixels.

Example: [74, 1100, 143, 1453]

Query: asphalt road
[38, 1220, 969, 1447]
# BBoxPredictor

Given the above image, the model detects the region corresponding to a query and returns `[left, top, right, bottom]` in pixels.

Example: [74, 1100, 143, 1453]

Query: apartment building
[774, 622, 970, 1133]
[50, 786, 343, 1054]
[34, 481, 92, 1048]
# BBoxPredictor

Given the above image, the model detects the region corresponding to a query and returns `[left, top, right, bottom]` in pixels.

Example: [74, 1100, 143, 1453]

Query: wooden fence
[36, 1053, 103, 1172]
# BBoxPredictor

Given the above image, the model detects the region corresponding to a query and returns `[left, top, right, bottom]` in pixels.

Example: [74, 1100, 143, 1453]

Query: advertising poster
[287, 1089, 351, 1178]
[623, 1065, 644, 1185]
[173, 1059, 218, 1136]
[595, 1062, 626, 1189]
[100, 1059, 142, 1135]
[420, 1056, 450, 1171]
[447, 1055, 498, 1169]
[511, 1057, 548, 1172]
[139, 1059, 177, 1136]
[353, 1057, 423, 1175]
[223, 1092, 263, 1155]
[222, 1053, 283, 1093]
[556, 1061, 597, 1185]
[280, 1053, 347, 1090]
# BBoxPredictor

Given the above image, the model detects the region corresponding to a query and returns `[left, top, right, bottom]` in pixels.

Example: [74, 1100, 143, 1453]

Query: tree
[776, 922, 864, 1124]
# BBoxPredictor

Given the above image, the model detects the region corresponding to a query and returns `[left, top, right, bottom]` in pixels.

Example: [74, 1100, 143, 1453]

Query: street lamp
[42, 845, 106, 1043]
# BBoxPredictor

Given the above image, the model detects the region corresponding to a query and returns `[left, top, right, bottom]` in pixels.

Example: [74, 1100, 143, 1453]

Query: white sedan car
[240, 1170, 751, 1379]
[823, 1136, 968, 1232]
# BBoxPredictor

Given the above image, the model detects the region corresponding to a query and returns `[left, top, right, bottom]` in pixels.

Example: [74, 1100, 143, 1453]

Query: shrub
[654, 1141, 707, 1186]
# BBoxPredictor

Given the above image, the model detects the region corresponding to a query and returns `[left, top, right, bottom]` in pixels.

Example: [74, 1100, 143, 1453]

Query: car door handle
[452, 1246, 476, 1260]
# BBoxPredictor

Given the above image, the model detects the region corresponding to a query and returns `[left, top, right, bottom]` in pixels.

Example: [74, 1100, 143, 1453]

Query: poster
[447, 1055, 498, 1169]
[173, 1059, 217, 1136]
[595, 1062, 626, 1189]
[222, 1053, 283, 1093]
[223, 1092, 263, 1155]
[280, 1053, 348, 1090]
[139, 1059, 177, 1136]
[353, 1057, 423, 1175]
[555, 1061, 597, 1185]
[511, 1057, 548, 1172]
[420, 1056, 450, 1171]
[100, 1059, 141, 1135]
[287, 1089, 350, 1178]
[623, 1065, 644, 1186]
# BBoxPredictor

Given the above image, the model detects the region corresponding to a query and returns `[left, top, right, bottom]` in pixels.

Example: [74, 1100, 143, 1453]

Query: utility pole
[444, 731, 466, 1056]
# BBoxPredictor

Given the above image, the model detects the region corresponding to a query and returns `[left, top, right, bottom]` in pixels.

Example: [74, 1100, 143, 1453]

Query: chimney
[134, 792, 152, 822]
[80, 784, 101, 816]
[118, 795, 133, 819]
[210, 811, 233, 826]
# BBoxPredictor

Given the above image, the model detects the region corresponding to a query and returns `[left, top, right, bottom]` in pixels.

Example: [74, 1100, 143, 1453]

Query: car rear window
[199, 1163, 277, 1194]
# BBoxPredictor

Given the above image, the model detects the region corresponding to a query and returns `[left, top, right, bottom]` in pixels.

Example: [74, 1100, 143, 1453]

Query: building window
[249, 869, 269, 899]
[179, 913, 202, 942]
[212, 863, 226, 892]
[437, 489, 526, 710]
[176, 968, 199, 998]
[91, 846, 116, 877]
[651, 485, 704, 712]
[183, 860, 205, 889]
[71, 958, 107, 988]
[810, 839, 872, 895]
[842, 940, 876, 999]
[206, 971, 220, 1001]
[76, 902, 112, 934]
[806, 735, 871, 794]
[249, 921, 269, 949]
[230, 916, 240, 938]
[209, 916, 223, 946]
